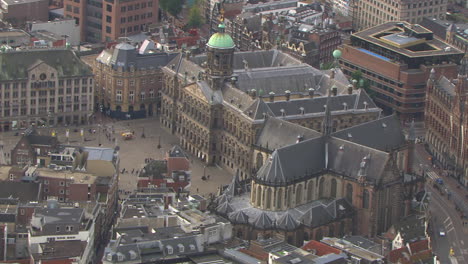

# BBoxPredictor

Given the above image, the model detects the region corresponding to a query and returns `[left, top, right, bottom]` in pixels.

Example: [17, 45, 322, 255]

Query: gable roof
[256, 116, 321, 150]
[276, 211, 300, 231]
[253, 212, 274, 230]
[243, 98, 274, 120]
[332, 115, 405, 152]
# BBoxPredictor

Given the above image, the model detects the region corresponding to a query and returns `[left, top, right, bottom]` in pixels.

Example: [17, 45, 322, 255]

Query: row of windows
[119, 13, 150, 23]
[120, 1, 153, 12]
[0, 87, 92, 99]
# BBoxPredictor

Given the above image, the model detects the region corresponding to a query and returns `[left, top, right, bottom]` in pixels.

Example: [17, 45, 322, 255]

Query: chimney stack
[250, 89, 257, 99]
[269, 92, 275, 102]
[330, 69, 335, 79]
[347, 84, 353, 95]
[352, 79, 358, 90]
[285, 90, 291, 101]
[308, 88, 315, 98]
[332, 86, 337, 96]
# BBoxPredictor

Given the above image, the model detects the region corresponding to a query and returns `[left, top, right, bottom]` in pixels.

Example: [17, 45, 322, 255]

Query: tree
[351, 70, 374, 97]
[160, 0, 183, 17]
[187, 6, 203, 28]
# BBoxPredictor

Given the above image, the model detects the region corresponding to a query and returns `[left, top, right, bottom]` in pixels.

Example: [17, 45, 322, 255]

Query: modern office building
[0, 48, 94, 131]
[340, 21, 464, 120]
[0, 0, 48, 27]
[63, 0, 159, 43]
[355, 0, 448, 30]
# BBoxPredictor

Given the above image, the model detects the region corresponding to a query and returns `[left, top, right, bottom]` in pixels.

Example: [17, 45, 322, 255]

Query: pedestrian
[132, 169, 134, 174]
[207, 175, 210, 180]
[197, 188, 199, 193]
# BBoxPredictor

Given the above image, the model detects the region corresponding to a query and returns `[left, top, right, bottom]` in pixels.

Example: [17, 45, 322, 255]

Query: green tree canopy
[160, 0, 183, 17]
[187, 6, 204, 28]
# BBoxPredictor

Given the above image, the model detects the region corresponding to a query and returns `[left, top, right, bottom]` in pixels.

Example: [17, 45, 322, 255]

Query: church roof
[332, 115, 405, 152]
[253, 212, 274, 230]
[276, 212, 300, 231]
[301, 204, 334, 228]
[216, 201, 234, 216]
[229, 210, 249, 224]
[256, 137, 325, 184]
[256, 116, 321, 150]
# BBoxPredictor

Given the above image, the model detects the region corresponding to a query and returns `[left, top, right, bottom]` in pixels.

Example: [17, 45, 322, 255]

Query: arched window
[363, 189, 370, 209]
[318, 178, 325, 198]
[296, 185, 302, 205]
[256, 186, 261, 207]
[329, 225, 335, 237]
[346, 183, 353, 204]
[307, 180, 314, 201]
[266, 188, 272, 209]
[251, 184, 257, 204]
[315, 229, 323, 241]
[277, 188, 283, 209]
[330, 179, 337, 198]
[256, 152, 264, 169]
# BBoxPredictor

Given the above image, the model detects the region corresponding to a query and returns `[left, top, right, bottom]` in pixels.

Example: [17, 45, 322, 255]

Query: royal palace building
[160, 23, 383, 179]
[0, 48, 93, 131]
[425, 58, 468, 186]
[93, 42, 177, 119]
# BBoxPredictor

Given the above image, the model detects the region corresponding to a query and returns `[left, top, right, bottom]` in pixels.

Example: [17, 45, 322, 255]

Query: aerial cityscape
[0, 0, 467, 263]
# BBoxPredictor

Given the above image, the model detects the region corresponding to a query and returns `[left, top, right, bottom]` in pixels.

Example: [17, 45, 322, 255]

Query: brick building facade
[425, 58, 468, 186]
[64, 0, 159, 42]
[340, 21, 464, 120]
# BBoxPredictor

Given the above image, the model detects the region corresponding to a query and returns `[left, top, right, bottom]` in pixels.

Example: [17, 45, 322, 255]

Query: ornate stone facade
[160, 25, 382, 179]
[92, 42, 177, 119]
[0, 49, 93, 131]
[425, 58, 468, 186]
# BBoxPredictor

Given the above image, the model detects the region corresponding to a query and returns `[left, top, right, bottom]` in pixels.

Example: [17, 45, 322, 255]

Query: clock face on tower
[40, 73, 47, 80]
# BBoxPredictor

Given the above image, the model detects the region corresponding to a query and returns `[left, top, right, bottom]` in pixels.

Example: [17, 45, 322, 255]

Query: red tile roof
[301, 240, 341, 256]
[239, 248, 269, 261]
[408, 239, 429, 254]
[388, 247, 410, 263]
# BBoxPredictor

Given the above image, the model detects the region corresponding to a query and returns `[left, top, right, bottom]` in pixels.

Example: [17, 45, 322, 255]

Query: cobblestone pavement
[0, 115, 233, 197]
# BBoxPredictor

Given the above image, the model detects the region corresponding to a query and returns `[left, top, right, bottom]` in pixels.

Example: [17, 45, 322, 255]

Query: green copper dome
[207, 23, 235, 49]
[332, 49, 342, 59]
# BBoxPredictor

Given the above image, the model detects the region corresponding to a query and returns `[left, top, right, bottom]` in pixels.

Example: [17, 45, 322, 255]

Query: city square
[0, 115, 233, 196]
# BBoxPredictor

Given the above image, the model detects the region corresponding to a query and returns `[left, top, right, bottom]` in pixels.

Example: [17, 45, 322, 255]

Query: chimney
[269, 92, 275, 102]
[364, 101, 368, 110]
[352, 79, 358, 90]
[285, 90, 291, 101]
[347, 84, 353, 95]
[332, 86, 337, 96]
[308, 88, 315, 98]
[250, 89, 257, 99]
[330, 69, 335, 79]
[296, 135, 304, 143]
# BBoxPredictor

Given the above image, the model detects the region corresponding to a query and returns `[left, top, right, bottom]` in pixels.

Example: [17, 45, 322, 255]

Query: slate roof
[216, 201, 234, 216]
[253, 212, 274, 230]
[332, 115, 405, 152]
[243, 98, 275, 120]
[265, 90, 378, 118]
[235, 65, 323, 95]
[435, 76, 456, 97]
[96, 43, 178, 71]
[256, 116, 321, 150]
[0, 181, 41, 202]
[301, 204, 334, 228]
[26, 134, 58, 146]
[393, 215, 427, 243]
[229, 210, 249, 224]
[0, 49, 92, 80]
[276, 212, 299, 231]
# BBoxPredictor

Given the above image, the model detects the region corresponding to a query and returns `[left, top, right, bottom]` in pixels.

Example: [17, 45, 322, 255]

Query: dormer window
[167, 245, 173, 254]
[178, 244, 184, 253]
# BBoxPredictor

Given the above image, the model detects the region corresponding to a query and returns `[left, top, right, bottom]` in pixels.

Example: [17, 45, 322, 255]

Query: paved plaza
[0, 116, 233, 197]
